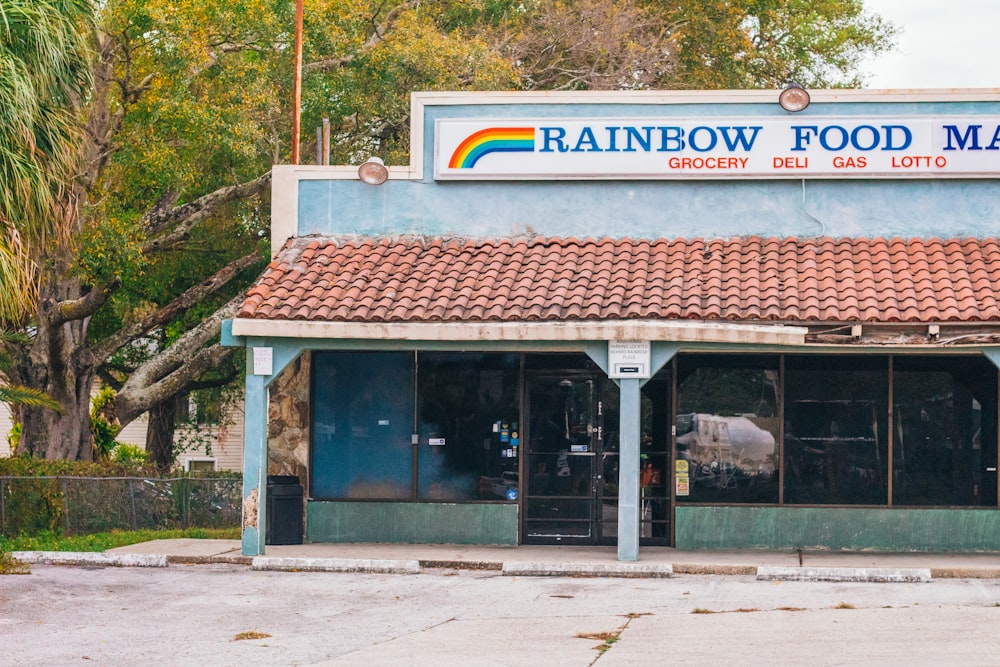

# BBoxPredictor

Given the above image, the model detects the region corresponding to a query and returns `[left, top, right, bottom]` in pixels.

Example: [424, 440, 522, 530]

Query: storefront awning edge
[229, 318, 808, 345]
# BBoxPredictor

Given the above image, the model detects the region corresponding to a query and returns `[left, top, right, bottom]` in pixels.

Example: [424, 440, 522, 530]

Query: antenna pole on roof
[291, 0, 304, 165]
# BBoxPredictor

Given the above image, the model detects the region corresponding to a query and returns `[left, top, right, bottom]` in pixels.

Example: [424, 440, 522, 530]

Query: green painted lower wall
[307, 501, 518, 544]
[676, 506, 1000, 552]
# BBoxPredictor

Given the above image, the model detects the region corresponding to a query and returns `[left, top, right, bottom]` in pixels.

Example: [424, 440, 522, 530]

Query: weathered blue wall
[676, 506, 1000, 552]
[299, 177, 1000, 240]
[298, 98, 1000, 240]
[306, 501, 518, 544]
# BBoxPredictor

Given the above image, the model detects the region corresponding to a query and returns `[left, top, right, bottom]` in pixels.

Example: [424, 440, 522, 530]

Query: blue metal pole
[617, 378, 641, 561]
[241, 370, 268, 556]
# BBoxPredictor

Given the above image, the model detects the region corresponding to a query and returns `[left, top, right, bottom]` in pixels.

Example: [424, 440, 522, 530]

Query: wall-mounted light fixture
[358, 157, 389, 185]
[779, 82, 810, 112]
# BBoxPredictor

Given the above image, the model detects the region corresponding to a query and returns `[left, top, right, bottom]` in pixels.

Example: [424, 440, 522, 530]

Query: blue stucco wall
[299, 177, 1000, 240]
[298, 97, 1000, 241]
[675, 506, 1000, 552]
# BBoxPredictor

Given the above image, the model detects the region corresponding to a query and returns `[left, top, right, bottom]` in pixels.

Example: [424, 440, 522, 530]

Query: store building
[226, 90, 1000, 558]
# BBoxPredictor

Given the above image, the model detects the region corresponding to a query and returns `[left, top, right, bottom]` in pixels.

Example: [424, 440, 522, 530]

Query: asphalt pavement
[4, 560, 1000, 666]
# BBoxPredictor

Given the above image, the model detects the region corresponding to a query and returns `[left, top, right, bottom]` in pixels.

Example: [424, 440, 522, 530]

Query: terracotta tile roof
[237, 236, 1000, 324]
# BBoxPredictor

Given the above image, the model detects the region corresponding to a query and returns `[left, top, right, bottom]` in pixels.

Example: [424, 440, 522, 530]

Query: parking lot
[3, 562, 1000, 665]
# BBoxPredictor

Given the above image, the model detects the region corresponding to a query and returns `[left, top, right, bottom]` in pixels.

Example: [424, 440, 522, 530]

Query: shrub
[112, 443, 148, 464]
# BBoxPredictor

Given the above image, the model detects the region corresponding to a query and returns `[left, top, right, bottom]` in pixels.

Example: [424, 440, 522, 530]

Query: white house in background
[0, 396, 244, 471]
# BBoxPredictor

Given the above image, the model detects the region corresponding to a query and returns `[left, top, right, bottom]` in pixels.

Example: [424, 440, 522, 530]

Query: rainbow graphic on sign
[448, 127, 535, 169]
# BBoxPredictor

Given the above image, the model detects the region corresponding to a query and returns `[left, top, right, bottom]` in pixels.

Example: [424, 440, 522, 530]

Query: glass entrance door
[523, 374, 619, 544]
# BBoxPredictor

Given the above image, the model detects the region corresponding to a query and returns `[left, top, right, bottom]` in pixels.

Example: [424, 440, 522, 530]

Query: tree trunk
[18, 314, 95, 460]
[146, 397, 178, 473]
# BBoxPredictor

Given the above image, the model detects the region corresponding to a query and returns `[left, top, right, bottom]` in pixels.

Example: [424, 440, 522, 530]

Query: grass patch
[834, 602, 856, 609]
[0, 527, 239, 553]
[232, 631, 271, 641]
[578, 629, 621, 657]
[778, 607, 806, 612]
[691, 608, 717, 614]
[735, 608, 760, 613]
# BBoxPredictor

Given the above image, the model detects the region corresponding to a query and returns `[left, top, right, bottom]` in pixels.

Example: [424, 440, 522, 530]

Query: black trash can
[265, 475, 304, 545]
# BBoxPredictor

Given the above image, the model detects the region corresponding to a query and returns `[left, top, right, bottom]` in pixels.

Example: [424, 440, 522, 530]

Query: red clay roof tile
[238, 236, 1000, 325]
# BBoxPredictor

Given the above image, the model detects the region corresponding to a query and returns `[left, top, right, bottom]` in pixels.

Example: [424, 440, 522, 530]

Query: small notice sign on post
[252, 347, 273, 376]
[608, 340, 651, 379]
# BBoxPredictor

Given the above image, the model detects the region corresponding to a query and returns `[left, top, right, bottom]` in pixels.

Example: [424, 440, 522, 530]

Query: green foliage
[0, 454, 156, 478]
[659, 0, 897, 89]
[0, 477, 63, 536]
[6, 422, 20, 453]
[0, 527, 240, 553]
[112, 443, 148, 465]
[0, 460, 241, 538]
[0, 456, 154, 537]
[0, 0, 95, 324]
[74, 214, 148, 286]
[90, 387, 120, 460]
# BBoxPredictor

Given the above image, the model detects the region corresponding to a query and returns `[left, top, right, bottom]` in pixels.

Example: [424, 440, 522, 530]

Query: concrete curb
[673, 563, 757, 576]
[12, 551, 168, 568]
[168, 555, 253, 566]
[502, 561, 673, 578]
[251, 556, 421, 574]
[756, 566, 932, 583]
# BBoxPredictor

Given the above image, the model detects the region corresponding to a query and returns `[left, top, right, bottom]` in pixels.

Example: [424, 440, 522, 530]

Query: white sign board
[252, 347, 273, 376]
[435, 116, 1000, 180]
[609, 340, 651, 379]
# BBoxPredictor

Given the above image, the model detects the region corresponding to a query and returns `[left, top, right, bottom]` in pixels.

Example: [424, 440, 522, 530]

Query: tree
[482, 0, 895, 91]
[5, 0, 518, 462]
[658, 0, 896, 89]
[0, 0, 95, 326]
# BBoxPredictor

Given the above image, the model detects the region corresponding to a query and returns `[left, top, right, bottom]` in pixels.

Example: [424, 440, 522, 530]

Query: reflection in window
[893, 357, 997, 507]
[418, 353, 520, 500]
[640, 374, 671, 542]
[784, 357, 889, 505]
[311, 352, 414, 499]
[675, 356, 780, 503]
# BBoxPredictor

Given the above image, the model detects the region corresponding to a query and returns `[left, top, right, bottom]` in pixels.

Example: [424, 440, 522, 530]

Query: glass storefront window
[784, 356, 889, 505]
[311, 352, 415, 499]
[893, 357, 998, 507]
[309, 349, 998, 512]
[310, 351, 520, 502]
[676, 355, 780, 504]
[640, 372, 671, 541]
[417, 353, 520, 501]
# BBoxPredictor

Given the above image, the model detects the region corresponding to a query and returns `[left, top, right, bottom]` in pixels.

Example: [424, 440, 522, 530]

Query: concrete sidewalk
[11, 539, 983, 581]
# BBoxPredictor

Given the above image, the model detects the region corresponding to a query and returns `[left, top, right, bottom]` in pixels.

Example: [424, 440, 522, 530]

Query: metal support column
[241, 371, 268, 556]
[617, 378, 642, 561]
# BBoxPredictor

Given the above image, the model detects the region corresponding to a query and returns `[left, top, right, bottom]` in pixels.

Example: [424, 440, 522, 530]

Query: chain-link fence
[0, 476, 242, 537]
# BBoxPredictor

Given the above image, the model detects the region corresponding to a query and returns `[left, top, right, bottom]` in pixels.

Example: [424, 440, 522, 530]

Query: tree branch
[114, 293, 244, 425]
[142, 171, 272, 252]
[47, 282, 117, 327]
[303, 0, 421, 74]
[91, 249, 262, 364]
[115, 344, 237, 426]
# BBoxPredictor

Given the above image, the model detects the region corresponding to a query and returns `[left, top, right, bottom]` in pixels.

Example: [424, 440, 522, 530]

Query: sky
[860, 0, 1000, 88]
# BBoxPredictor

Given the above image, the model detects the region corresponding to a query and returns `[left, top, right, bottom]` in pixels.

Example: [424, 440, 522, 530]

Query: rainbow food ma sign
[434, 117, 1000, 180]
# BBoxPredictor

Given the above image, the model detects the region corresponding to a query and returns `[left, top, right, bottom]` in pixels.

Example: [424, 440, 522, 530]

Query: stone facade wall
[267, 352, 311, 496]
